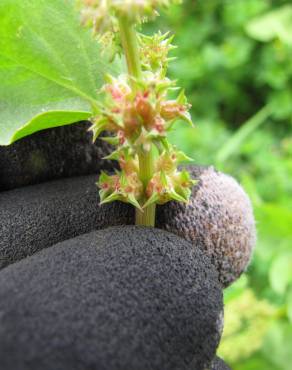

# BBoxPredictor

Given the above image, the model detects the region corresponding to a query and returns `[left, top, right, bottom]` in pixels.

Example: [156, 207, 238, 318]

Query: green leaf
[269, 252, 292, 295]
[100, 192, 121, 205]
[169, 189, 187, 203]
[101, 136, 120, 146]
[269, 89, 292, 120]
[246, 5, 292, 45]
[287, 288, 292, 323]
[127, 194, 143, 211]
[176, 150, 193, 163]
[143, 192, 159, 209]
[263, 322, 292, 370]
[90, 118, 109, 142]
[0, 0, 121, 145]
[179, 111, 194, 127]
[103, 149, 121, 161]
[255, 204, 292, 238]
[216, 105, 271, 164]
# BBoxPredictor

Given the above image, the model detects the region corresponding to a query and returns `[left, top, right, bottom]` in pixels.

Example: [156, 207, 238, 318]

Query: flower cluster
[91, 73, 192, 145]
[98, 145, 195, 208]
[79, 0, 182, 30]
[99, 169, 143, 209]
[78, 1, 180, 60]
[111, 0, 182, 22]
[81, 0, 196, 214]
[90, 71, 195, 208]
[144, 152, 195, 207]
[138, 32, 176, 73]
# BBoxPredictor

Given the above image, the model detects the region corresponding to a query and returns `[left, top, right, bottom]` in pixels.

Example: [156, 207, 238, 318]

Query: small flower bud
[135, 92, 155, 124]
[105, 84, 124, 101]
[153, 116, 165, 134]
[119, 152, 139, 175]
[144, 171, 188, 207]
[123, 105, 141, 137]
[160, 100, 187, 121]
[98, 170, 143, 209]
[139, 31, 176, 72]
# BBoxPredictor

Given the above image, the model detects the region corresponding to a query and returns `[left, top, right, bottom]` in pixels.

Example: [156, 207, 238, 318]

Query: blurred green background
[148, 1, 292, 369]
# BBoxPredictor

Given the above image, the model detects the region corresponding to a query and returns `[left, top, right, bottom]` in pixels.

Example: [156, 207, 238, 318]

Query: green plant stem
[118, 16, 156, 227]
[118, 17, 142, 87]
[135, 146, 156, 227]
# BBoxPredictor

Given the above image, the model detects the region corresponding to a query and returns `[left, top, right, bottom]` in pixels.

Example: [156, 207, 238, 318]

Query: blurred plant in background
[145, 0, 292, 369]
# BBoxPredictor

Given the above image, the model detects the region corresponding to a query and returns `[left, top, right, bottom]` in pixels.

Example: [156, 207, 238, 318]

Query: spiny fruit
[156, 165, 256, 287]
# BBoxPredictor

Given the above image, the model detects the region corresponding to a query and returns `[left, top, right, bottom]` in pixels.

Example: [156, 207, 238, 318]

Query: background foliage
[149, 1, 292, 368]
[1, 1, 291, 368]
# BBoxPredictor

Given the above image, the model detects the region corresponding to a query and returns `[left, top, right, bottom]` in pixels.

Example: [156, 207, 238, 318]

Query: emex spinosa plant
[80, 0, 196, 226]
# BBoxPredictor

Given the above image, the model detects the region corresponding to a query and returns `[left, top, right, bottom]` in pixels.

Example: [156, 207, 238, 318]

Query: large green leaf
[246, 5, 292, 44]
[0, 0, 120, 145]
